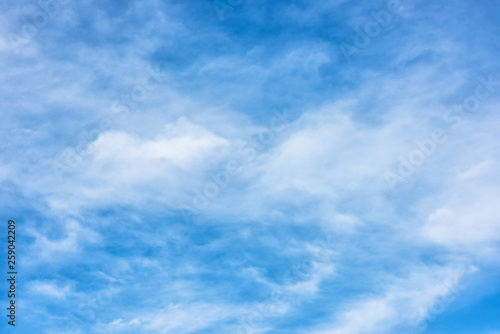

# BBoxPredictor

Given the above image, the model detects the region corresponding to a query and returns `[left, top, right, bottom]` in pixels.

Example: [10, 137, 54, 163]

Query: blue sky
[1, 0, 500, 333]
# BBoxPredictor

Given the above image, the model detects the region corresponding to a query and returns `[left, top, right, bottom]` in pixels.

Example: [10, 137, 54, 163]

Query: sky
[1, 0, 500, 333]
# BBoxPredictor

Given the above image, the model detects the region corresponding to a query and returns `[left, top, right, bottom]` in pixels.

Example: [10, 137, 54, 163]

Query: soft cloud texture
[1, 0, 500, 333]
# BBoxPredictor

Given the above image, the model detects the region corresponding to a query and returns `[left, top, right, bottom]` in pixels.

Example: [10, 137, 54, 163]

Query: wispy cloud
[1, 0, 500, 333]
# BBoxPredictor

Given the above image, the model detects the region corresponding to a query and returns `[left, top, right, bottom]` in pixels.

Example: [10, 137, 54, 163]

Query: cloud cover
[1, 0, 500, 333]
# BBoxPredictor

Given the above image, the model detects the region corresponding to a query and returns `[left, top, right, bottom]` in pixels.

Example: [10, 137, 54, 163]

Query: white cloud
[310, 265, 474, 334]
[422, 159, 500, 254]
[25, 219, 100, 263]
[92, 117, 229, 170]
[29, 280, 72, 299]
[103, 303, 236, 334]
[38, 116, 234, 214]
